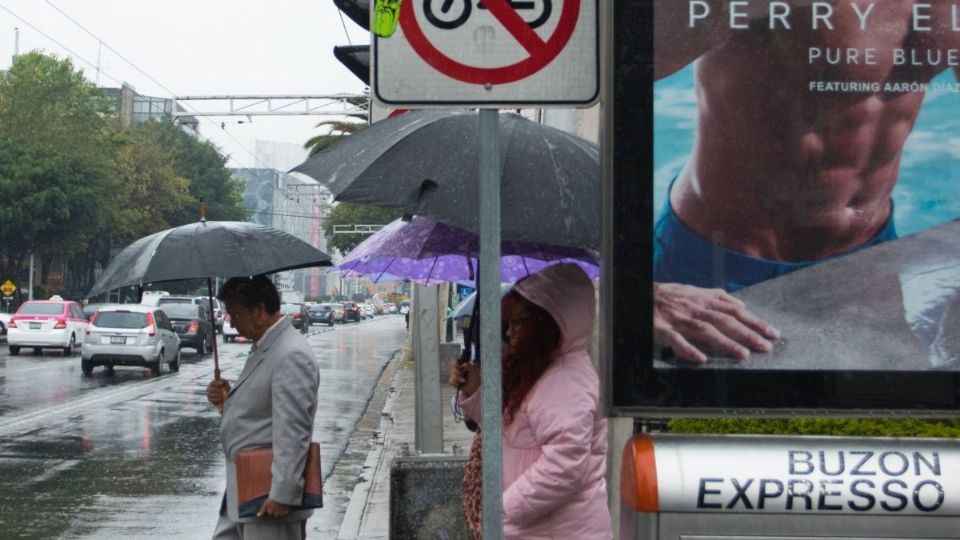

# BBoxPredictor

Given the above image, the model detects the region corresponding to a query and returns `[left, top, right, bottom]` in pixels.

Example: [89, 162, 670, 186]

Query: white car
[82, 305, 181, 376]
[0, 311, 12, 335]
[222, 313, 240, 342]
[7, 297, 89, 356]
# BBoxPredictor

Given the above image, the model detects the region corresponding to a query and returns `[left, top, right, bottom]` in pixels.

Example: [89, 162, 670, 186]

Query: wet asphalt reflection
[0, 315, 407, 538]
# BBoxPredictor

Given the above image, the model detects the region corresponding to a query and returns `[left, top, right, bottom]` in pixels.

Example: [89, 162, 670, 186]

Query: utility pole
[28, 254, 33, 301]
[13, 26, 19, 62]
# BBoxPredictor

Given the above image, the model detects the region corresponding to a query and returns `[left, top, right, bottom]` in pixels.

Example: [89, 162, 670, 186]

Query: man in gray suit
[207, 275, 320, 540]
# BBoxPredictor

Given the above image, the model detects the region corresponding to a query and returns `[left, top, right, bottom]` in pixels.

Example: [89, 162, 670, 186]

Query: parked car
[342, 301, 363, 323]
[157, 296, 225, 330]
[309, 304, 336, 327]
[0, 311, 11, 336]
[280, 303, 309, 333]
[330, 303, 346, 323]
[361, 304, 375, 319]
[7, 297, 89, 356]
[161, 303, 213, 354]
[222, 313, 240, 342]
[81, 305, 181, 376]
[384, 302, 398, 314]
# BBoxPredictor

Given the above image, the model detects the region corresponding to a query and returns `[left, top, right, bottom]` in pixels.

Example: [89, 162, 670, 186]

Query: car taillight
[54, 319, 67, 329]
[188, 320, 200, 333]
[226, 314, 231, 322]
[293, 312, 302, 319]
[146, 312, 156, 337]
[8, 319, 16, 328]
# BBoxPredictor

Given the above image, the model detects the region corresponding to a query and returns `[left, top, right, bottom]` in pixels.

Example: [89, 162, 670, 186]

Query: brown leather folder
[235, 442, 323, 518]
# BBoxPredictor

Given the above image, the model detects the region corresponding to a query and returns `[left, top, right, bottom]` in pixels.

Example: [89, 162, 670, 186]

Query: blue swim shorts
[653, 194, 898, 292]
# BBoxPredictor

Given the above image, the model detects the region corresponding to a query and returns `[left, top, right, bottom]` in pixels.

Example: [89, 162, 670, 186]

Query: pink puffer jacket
[460, 263, 612, 539]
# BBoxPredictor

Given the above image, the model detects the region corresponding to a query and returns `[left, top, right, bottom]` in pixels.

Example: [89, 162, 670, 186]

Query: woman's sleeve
[458, 387, 483, 426]
[501, 385, 595, 526]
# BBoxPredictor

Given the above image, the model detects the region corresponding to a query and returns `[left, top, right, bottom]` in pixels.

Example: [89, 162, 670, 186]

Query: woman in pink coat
[451, 263, 612, 539]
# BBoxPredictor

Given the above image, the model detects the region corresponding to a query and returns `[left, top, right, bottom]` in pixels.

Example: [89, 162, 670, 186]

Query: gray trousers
[213, 497, 306, 540]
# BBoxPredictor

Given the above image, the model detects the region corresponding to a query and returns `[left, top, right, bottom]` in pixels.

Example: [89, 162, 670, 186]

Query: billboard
[607, 0, 960, 414]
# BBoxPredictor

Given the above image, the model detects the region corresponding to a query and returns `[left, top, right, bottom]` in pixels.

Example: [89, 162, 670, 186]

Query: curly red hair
[501, 291, 562, 426]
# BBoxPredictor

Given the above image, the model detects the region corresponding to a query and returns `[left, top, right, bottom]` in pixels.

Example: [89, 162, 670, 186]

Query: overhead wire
[0, 2, 124, 86]
[41, 0, 307, 204]
[337, 9, 353, 46]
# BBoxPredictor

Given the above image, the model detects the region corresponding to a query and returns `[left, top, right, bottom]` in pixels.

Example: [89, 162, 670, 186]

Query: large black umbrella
[291, 110, 600, 251]
[88, 220, 331, 297]
[88, 220, 332, 382]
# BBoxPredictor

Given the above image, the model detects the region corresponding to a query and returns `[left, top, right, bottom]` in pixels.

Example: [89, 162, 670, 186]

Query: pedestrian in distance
[207, 275, 320, 540]
[449, 263, 613, 539]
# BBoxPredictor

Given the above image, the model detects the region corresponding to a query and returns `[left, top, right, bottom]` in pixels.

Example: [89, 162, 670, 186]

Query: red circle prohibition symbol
[400, 0, 580, 85]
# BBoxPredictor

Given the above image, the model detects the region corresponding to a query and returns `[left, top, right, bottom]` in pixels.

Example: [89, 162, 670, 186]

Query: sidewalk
[337, 350, 474, 540]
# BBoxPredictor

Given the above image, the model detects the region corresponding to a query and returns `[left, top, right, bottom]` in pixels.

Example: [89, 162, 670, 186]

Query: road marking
[0, 352, 247, 437]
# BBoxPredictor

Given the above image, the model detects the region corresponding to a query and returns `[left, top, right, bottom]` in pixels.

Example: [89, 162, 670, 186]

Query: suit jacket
[220, 316, 320, 523]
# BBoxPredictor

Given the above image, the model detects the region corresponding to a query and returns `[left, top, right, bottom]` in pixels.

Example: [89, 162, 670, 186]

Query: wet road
[0, 315, 407, 538]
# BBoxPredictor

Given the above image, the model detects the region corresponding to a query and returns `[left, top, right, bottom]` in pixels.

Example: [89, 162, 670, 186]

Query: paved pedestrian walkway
[336, 349, 474, 540]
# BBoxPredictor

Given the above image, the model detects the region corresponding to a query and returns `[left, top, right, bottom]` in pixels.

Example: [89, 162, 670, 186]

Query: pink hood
[513, 262, 596, 355]
[460, 264, 611, 539]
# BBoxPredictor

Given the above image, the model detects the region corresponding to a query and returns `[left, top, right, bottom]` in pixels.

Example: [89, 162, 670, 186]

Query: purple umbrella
[337, 216, 599, 285]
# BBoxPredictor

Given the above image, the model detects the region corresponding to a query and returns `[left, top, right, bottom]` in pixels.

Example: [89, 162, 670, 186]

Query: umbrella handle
[213, 366, 225, 413]
[208, 277, 225, 414]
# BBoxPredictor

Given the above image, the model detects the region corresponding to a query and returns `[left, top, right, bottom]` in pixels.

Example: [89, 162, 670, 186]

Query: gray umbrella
[291, 110, 599, 251]
[88, 220, 332, 297]
[88, 220, 331, 383]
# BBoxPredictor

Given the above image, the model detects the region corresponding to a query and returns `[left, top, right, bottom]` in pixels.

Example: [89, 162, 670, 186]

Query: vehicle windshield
[19, 303, 64, 315]
[161, 305, 200, 319]
[94, 311, 148, 329]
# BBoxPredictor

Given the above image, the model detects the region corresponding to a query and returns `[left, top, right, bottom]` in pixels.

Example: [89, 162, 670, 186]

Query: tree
[303, 118, 365, 157]
[322, 203, 401, 254]
[0, 52, 114, 285]
[110, 124, 194, 240]
[143, 120, 248, 224]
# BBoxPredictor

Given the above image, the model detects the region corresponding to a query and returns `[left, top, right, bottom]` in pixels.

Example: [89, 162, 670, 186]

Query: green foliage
[109, 123, 194, 241]
[304, 119, 365, 157]
[32, 283, 50, 300]
[322, 203, 402, 254]
[0, 52, 114, 279]
[668, 417, 960, 438]
[0, 51, 247, 294]
[140, 120, 247, 224]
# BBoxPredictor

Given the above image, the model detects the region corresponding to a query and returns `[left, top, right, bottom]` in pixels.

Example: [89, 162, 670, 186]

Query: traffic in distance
[1, 293, 397, 377]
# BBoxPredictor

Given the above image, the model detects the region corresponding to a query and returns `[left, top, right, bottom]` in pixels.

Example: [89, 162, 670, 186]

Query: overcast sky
[0, 0, 369, 168]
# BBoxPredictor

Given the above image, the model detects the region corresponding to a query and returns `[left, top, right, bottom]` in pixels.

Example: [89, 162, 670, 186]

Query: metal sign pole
[478, 108, 504, 540]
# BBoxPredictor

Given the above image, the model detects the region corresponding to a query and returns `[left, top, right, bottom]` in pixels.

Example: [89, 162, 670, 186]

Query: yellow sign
[1, 280, 15, 296]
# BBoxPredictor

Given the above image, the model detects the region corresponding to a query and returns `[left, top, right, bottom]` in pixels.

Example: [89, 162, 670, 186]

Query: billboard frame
[602, 0, 960, 418]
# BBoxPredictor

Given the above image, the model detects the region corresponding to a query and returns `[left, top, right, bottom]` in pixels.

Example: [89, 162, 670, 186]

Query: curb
[337, 358, 404, 539]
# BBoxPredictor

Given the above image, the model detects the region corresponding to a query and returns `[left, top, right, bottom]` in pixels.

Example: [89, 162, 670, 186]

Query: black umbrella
[291, 110, 600, 251]
[88, 220, 331, 297]
[88, 220, 332, 381]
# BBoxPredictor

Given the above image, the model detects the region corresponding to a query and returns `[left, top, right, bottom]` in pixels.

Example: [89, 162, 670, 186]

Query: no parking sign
[373, 0, 598, 106]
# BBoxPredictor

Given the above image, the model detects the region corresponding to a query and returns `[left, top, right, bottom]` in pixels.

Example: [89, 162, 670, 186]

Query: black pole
[207, 277, 221, 381]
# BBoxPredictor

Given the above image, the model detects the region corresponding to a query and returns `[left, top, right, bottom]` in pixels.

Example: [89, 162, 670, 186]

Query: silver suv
[82, 305, 181, 377]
